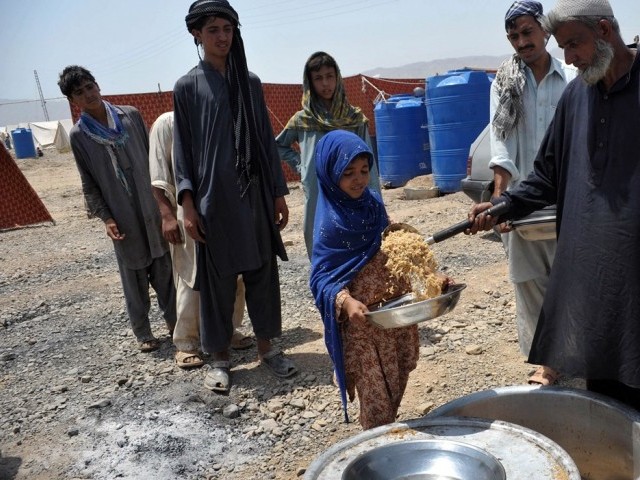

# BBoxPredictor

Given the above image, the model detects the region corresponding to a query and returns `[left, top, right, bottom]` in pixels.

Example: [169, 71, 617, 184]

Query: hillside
[361, 55, 510, 79]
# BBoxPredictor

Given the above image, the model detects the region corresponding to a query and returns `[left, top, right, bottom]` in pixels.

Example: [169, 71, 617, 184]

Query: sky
[2, 0, 639, 102]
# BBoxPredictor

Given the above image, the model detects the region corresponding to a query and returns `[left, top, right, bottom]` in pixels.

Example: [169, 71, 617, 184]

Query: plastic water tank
[11, 128, 37, 159]
[426, 70, 492, 193]
[374, 94, 431, 188]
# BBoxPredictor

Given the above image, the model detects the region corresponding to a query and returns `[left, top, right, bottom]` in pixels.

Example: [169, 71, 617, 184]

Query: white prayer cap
[549, 0, 613, 19]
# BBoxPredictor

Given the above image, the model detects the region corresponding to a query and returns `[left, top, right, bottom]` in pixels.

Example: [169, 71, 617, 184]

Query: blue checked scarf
[78, 101, 131, 195]
[309, 130, 387, 421]
[504, 0, 543, 30]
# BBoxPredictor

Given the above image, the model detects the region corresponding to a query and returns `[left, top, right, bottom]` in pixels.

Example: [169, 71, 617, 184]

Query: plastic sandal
[175, 351, 204, 369]
[204, 360, 232, 393]
[259, 349, 298, 378]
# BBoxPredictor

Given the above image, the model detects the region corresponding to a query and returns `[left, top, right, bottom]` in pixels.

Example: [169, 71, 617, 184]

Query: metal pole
[34, 70, 50, 121]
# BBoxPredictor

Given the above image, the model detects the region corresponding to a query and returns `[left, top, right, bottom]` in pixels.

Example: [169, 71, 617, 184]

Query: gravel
[0, 150, 578, 480]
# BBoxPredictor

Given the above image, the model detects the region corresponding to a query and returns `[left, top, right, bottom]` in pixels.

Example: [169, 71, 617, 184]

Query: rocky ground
[0, 149, 577, 480]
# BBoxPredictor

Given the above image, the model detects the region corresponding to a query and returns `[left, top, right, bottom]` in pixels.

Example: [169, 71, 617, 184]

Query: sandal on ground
[204, 361, 232, 394]
[139, 338, 160, 352]
[259, 349, 298, 378]
[528, 366, 559, 386]
[230, 331, 253, 350]
[175, 351, 204, 369]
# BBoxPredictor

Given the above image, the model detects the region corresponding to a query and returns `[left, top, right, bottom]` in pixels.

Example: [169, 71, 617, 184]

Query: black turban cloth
[186, 0, 239, 33]
[184, 0, 265, 198]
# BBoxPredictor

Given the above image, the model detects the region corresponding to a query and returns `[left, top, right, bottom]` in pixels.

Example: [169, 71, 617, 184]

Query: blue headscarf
[309, 130, 388, 421]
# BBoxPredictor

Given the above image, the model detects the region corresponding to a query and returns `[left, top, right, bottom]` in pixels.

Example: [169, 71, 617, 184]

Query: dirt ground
[0, 149, 573, 479]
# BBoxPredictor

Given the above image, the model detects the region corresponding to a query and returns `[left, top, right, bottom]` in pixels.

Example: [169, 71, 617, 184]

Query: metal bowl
[365, 284, 466, 329]
[342, 439, 506, 480]
[427, 385, 640, 480]
[512, 206, 556, 241]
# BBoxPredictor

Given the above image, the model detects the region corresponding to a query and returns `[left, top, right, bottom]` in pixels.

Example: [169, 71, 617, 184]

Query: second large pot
[427, 385, 640, 480]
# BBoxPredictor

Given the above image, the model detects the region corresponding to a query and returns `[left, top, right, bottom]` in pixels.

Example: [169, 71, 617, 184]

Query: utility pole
[34, 70, 50, 121]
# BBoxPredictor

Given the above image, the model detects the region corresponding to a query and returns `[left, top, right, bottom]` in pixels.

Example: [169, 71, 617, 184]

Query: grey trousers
[116, 252, 176, 343]
[199, 253, 281, 354]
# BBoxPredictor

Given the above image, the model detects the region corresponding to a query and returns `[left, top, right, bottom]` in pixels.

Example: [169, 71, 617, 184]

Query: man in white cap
[468, 0, 640, 409]
[490, 1, 576, 386]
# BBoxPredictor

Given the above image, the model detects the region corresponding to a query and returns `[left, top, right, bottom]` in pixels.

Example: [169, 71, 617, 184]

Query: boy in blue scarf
[59, 65, 176, 352]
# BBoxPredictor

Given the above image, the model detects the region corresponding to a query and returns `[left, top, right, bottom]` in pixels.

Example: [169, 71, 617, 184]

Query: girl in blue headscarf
[310, 129, 420, 429]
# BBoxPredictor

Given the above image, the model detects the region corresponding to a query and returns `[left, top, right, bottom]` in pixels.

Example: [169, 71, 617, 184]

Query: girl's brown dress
[336, 250, 419, 429]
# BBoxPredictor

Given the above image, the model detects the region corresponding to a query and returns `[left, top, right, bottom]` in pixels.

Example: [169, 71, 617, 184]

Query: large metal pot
[427, 385, 640, 480]
[304, 416, 580, 479]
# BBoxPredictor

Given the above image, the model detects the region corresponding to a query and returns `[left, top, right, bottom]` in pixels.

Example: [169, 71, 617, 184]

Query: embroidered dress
[339, 252, 419, 430]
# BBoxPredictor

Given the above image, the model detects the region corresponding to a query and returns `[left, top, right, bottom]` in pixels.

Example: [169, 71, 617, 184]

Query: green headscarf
[285, 51, 368, 132]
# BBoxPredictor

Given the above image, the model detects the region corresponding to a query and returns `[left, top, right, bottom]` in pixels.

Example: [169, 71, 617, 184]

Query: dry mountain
[361, 55, 510, 79]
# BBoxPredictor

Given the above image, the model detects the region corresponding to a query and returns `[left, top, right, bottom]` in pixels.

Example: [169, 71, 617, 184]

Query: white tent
[55, 119, 73, 153]
[28, 120, 72, 153]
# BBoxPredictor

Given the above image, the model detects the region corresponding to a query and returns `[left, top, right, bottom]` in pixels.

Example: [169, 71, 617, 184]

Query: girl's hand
[344, 297, 369, 324]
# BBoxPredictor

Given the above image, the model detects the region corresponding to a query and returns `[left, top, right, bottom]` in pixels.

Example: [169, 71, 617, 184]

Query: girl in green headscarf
[276, 52, 381, 259]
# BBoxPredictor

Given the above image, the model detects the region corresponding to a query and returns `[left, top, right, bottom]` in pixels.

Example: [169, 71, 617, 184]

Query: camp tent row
[1, 119, 73, 153]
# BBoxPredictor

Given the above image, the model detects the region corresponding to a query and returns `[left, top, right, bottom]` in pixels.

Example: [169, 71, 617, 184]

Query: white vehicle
[461, 125, 557, 241]
[461, 125, 493, 204]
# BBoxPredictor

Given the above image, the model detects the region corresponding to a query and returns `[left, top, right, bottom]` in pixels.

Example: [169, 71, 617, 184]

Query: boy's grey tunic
[70, 106, 168, 269]
[173, 62, 288, 276]
[69, 105, 175, 341]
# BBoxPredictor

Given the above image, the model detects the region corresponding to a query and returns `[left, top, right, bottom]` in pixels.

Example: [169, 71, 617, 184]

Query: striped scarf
[492, 54, 527, 141]
[78, 101, 131, 195]
[226, 33, 258, 197]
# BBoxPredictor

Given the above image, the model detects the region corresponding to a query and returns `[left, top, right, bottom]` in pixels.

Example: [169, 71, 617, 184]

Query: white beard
[580, 39, 614, 85]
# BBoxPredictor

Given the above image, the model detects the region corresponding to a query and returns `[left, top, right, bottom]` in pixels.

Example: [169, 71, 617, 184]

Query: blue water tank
[11, 128, 37, 159]
[374, 94, 431, 188]
[426, 70, 492, 193]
